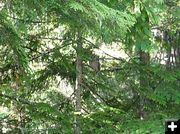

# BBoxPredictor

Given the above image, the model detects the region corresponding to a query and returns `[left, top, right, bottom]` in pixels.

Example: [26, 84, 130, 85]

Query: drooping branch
[6, 15, 58, 24]
[0, 93, 31, 105]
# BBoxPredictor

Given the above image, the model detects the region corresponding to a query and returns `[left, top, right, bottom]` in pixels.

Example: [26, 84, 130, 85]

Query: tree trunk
[74, 32, 83, 134]
[139, 50, 150, 120]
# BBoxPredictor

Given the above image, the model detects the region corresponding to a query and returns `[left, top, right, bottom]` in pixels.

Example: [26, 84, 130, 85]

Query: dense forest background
[0, 0, 179, 133]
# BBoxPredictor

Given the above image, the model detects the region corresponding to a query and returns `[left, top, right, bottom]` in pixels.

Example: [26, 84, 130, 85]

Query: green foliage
[0, 0, 179, 133]
[0, 12, 28, 69]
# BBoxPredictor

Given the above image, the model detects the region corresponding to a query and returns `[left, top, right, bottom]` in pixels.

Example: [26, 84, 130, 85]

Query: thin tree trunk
[175, 30, 180, 67]
[139, 50, 150, 120]
[177, 47, 180, 67]
[74, 32, 83, 134]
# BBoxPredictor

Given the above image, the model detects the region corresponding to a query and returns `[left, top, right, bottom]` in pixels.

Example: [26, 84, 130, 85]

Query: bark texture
[74, 33, 83, 134]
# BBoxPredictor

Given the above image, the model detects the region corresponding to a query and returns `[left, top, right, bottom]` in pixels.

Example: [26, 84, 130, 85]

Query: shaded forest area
[0, 0, 179, 134]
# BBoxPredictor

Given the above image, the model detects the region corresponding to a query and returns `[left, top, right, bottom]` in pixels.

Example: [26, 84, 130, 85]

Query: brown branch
[7, 15, 58, 24]
[83, 38, 125, 62]
[81, 82, 108, 105]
